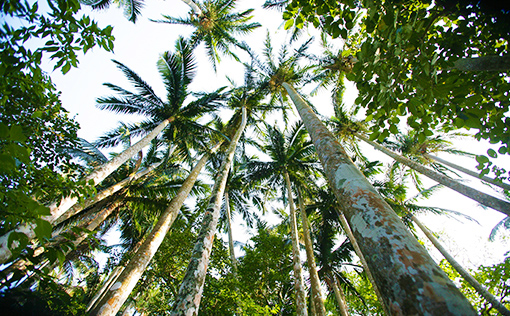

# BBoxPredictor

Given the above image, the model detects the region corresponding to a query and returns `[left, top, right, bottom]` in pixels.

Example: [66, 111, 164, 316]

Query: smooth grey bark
[423, 153, 510, 192]
[453, 56, 510, 72]
[0, 118, 172, 264]
[411, 215, 510, 316]
[170, 107, 246, 316]
[180, 0, 202, 15]
[297, 189, 326, 316]
[283, 82, 476, 315]
[90, 142, 222, 316]
[283, 171, 308, 316]
[55, 162, 161, 225]
[356, 133, 510, 217]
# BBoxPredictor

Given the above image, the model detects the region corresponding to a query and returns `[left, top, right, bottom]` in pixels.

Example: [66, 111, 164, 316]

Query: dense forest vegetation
[1, 0, 510, 315]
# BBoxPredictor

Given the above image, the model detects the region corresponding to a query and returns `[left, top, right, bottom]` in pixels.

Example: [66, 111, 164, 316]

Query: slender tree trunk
[423, 153, 510, 192]
[180, 0, 202, 15]
[283, 171, 308, 316]
[356, 132, 510, 217]
[55, 162, 161, 225]
[89, 142, 222, 316]
[453, 55, 510, 72]
[297, 188, 326, 316]
[283, 82, 476, 315]
[329, 275, 349, 316]
[170, 107, 247, 316]
[337, 212, 389, 315]
[0, 118, 172, 264]
[224, 191, 237, 275]
[411, 215, 510, 316]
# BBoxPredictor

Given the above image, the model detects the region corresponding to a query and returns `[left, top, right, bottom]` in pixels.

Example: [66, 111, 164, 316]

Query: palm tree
[170, 106, 246, 316]
[79, 0, 144, 22]
[156, 0, 261, 70]
[282, 83, 476, 314]
[246, 122, 324, 316]
[355, 132, 510, 217]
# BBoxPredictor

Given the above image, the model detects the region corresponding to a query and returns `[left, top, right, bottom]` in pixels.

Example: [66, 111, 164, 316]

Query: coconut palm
[246, 122, 323, 316]
[282, 83, 476, 314]
[78, 0, 144, 22]
[156, 0, 261, 70]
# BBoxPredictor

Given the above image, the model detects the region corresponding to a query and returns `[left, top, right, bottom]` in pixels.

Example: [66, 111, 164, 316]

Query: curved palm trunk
[283, 171, 308, 316]
[170, 107, 246, 316]
[411, 215, 510, 316]
[283, 82, 476, 315]
[356, 132, 510, 217]
[0, 118, 172, 264]
[423, 153, 510, 192]
[297, 188, 326, 316]
[180, 0, 202, 15]
[55, 162, 161, 225]
[337, 212, 389, 315]
[224, 191, 237, 275]
[89, 141, 222, 316]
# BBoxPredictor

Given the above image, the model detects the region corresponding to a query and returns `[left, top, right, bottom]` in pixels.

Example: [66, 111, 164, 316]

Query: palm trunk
[0, 118, 172, 264]
[453, 55, 510, 72]
[283, 82, 476, 315]
[329, 275, 349, 316]
[297, 188, 326, 316]
[337, 212, 389, 315]
[89, 141, 222, 316]
[423, 153, 510, 192]
[224, 191, 238, 275]
[356, 132, 510, 217]
[283, 171, 308, 316]
[54, 162, 161, 225]
[411, 215, 510, 316]
[180, 0, 202, 15]
[170, 107, 246, 316]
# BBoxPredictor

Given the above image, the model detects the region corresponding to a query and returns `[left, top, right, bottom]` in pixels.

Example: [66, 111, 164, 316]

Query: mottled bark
[423, 153, 510, 192]
[170, 107, 246, 316]
[337, 212, 389, 315]
[55, 162, 161, 225]
[411, 215, 510, 316]
[89, 141, 221, 316]
[453, 55, 510, 72]
[297, 189, 326, 316]
[0, 118, 172, 264]
[283, 82, 476, 315]
[356, 133, 510, 217]
[283, 171, 308, 316]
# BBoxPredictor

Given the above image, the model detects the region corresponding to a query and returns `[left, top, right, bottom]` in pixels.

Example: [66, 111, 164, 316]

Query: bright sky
[41, 0, 509, 270]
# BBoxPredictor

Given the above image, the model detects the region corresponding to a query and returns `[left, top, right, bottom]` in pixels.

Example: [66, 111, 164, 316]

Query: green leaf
[476, 155, 490, 164]
[487, 149, 497, 158]
[284, 19, 294, 30]
[34, 218, 53, 241]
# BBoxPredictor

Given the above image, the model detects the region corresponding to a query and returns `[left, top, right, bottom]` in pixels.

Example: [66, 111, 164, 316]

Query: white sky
[39, 0, 509, 270]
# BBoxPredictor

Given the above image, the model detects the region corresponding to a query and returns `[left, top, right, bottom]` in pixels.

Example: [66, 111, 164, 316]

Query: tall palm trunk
[89, 141, 222, 316]
[55, 162, 161, 225]
[356, 132, 510, 217]
[283, 82, 476, 315]
[423, 153, 510, 192]
[170, 106, 247, 316]
[0, 118, 172, 264]
[180, 0, 202, 15]
[327, 274, 349, 316]
[283, 171, 308, 316]
[297, 188, 326, 316]
[411, 215, 510, 316]
[224, 191, 237, 275]
[337, 212, 389, 315]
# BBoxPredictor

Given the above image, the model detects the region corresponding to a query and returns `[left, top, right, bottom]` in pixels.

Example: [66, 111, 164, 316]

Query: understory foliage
[2, 0, 510, 314]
